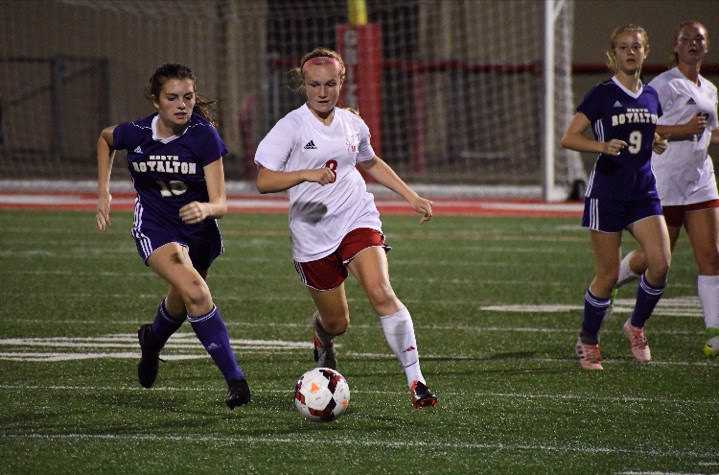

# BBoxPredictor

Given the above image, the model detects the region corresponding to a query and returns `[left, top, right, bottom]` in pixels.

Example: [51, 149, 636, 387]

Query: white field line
[2, 294, 704, 318]
[1, 246, 586, 257]
[1, 258, 587, 269]
[0, 267, 697, 290]
[0, 432, 717, 460]
[0, 336, 312, 361]
[13, 320, 711, 336]
[0, 352, 714, 366]
[0, 334, 716, 366]
[480, 296, 703, 317]
[0, 336, 312, 348]
[3, 247, 702, 274]
[1, 384, 716, 407]
[2, 321, 706, 334]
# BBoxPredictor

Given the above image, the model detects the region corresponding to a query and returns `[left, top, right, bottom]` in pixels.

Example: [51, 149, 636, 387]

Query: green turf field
[1, 210, 717, 474]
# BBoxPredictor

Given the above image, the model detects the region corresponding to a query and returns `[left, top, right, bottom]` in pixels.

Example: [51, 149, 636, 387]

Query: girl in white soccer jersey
[96, 64, 250, 409]
[561, 25, 670, 370]
[254, 47, 437, 408]
[613, 20, 719, 357]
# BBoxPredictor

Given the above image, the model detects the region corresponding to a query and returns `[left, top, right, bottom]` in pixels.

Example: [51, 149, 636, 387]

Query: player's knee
[696, 245, 719, 274]
[164, 294, 188, 320]
[594, 271, 618, 292]
[365, 282, 396, 309]
[182, 279, 212, 309]
[653, 257, 670, 280]
[321, 312, 349, 335]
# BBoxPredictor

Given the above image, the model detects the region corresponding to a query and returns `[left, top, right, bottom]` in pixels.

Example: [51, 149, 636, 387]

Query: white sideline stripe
[482, 305, 702, 318]
[1, 384, 715, 406]
[0, 281, 703, 315]
[0, 268, 695, 290]
[0, 352, 204, 362]
[0, 323, 705, 336]
[0, 336, 313, 348]
[0, 336, 314, 361]
[0, 347, 714, 367]
[0, 433, 715, 459]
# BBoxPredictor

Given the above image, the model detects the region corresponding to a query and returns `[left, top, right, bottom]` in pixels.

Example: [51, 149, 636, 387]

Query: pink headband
[301, 56, 343, 74]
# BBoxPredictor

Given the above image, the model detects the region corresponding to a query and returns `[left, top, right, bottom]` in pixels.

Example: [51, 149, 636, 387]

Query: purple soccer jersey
[113, 112, 228, 227]
[113, 112, 228, 267]
[578, 78, 663, 201]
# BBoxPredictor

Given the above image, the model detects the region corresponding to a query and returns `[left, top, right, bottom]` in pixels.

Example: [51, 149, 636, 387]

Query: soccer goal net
[0, 0, 584, 200]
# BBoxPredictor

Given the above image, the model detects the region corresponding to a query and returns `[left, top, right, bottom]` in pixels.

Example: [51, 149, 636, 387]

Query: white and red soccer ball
[294, 367, 350, 422]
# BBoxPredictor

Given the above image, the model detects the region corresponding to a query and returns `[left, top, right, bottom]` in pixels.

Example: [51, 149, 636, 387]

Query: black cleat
[137, 324, 162, 388]
[410, 380, 438, 408]
[225, 378, 251, 409]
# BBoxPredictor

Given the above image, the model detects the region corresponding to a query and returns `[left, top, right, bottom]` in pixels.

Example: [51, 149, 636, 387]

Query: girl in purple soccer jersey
[612, 20, 719, 358]
[96, 63, 250, 408]
[561, 25, 670, 370]
[254, 47, 437, 408]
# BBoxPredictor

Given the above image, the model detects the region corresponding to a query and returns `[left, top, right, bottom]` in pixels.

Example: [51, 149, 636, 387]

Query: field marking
[0, 384, 716, 406]
[0, 333, 716, 367]
[0, 433, 716, 460]
[1, 321, 706, 335]
[0, 268, 697, 291]
[482, 295, 703, 317]
[0, 335, 312, 361]
[0, 351, 713, 367]
[2, 292, 701, 318]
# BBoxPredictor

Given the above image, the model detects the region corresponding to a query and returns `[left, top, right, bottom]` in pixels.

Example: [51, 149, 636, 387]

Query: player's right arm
[256, 165, 335, 194]
[96, 126, 116, 232]
[254, 113, 335, 194]
[656, 113, 707, 141]
[561, 112, 627, 155]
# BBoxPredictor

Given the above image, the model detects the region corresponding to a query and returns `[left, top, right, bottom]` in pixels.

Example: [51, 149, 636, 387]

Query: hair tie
[301, 57, 342, 74]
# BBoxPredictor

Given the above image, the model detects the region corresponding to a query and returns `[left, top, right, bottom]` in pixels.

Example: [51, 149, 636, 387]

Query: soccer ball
[293, 367, 350, 422]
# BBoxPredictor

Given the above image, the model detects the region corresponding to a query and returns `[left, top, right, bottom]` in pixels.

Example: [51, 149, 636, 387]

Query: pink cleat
[622, 319, 651, 363]
[575, 338, 603, 370]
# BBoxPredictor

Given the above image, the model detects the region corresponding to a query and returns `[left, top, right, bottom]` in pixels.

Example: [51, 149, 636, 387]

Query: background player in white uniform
[613, 20, 719, 357]
[561, 25, 670, 370]
[96, 64, 250, 409]
[254, 47, 437, 408]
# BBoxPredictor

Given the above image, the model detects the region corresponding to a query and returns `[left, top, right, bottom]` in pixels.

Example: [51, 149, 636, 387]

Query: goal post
[544, 0, 585, 201]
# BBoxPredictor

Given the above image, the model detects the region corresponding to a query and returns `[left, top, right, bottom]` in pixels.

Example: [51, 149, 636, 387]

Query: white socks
[617, 252, 640, 288]
[379, 307, 425, 387]
[698, 275, 719, 330]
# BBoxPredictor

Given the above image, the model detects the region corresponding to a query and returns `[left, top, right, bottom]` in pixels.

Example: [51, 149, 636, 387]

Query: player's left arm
[359, 156, 433, 224]
[179, 158, 227, 224]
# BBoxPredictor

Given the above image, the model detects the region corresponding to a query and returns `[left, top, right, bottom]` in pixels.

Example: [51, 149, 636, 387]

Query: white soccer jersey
[649, 67, 719, 206]
[255, 104, 382, 262]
